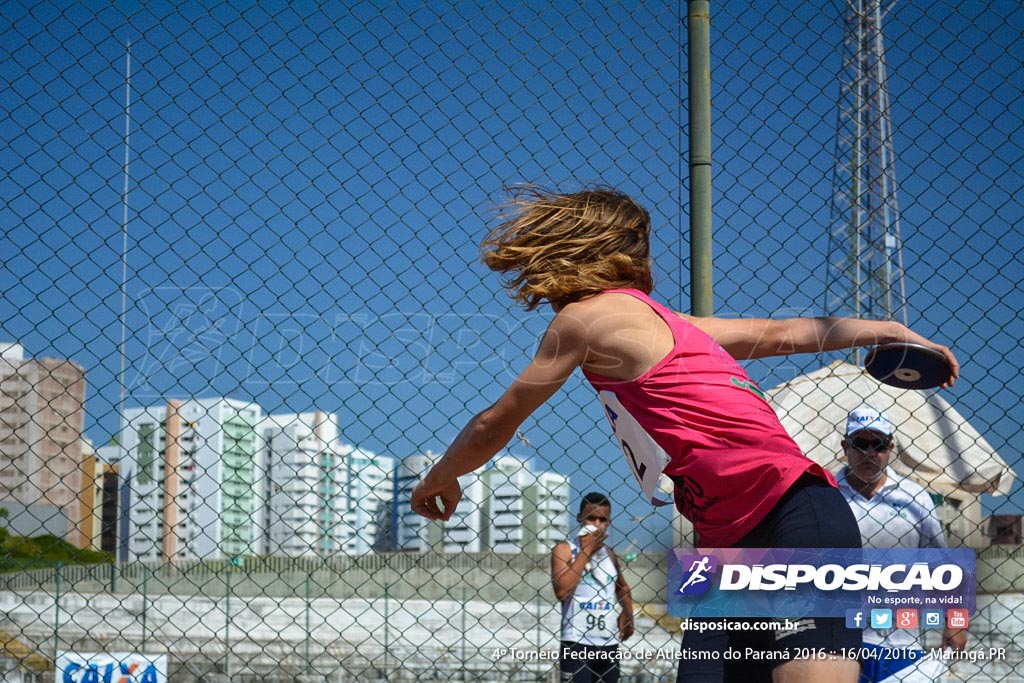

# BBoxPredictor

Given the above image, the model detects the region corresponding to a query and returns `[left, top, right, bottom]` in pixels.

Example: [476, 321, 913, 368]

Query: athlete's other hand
[411, 473, 461, 521]
[896, 326, 960, 389]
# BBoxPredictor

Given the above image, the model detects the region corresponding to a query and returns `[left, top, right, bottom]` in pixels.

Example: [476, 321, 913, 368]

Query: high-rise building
[395, 452, 570, 554]
[395, 451, 485, 553]
[0, 342, 86, 541]
[525, 469, 574, 552]
[483, 455, 570, 554]
[119, 398, 263, 561]
[395, 452, 433, 552]
[260, 411, 353, 556]
[343, 445, 394, 554]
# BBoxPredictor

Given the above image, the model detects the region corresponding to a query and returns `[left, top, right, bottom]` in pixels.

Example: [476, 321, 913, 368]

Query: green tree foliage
[0, 510, 112, 572]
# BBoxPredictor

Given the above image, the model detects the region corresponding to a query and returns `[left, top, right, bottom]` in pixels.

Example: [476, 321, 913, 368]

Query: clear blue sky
[1, 1, 1021, 552]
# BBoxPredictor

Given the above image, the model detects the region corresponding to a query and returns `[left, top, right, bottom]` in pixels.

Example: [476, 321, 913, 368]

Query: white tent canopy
[765, 361, 1015, 497]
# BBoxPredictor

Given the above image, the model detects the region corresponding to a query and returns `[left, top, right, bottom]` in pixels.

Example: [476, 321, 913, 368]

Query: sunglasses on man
[850, 437, 893, 452]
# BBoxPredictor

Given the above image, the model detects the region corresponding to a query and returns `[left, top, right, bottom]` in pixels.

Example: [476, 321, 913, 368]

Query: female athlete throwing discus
[411, 186, 958, 683]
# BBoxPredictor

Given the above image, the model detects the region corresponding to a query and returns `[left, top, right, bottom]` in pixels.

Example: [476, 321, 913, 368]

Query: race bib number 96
[571, 598, 617, 641]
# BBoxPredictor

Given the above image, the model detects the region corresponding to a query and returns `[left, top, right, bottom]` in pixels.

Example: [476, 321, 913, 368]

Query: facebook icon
[845, 609, 865, 629]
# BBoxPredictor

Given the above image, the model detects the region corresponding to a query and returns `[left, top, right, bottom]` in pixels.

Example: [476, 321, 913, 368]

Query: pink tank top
[582, 289, 835, 547]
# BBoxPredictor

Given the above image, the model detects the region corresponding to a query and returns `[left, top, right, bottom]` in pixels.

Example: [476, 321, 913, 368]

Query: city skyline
[79, 391, 573, 559]
[2, 339, 579, 559]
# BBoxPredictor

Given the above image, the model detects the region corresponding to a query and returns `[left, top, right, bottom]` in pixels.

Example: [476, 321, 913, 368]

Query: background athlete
[552, 492, 634, 682]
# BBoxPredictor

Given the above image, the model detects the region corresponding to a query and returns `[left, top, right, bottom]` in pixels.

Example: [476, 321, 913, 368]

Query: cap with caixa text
[845, 406, 894, 436]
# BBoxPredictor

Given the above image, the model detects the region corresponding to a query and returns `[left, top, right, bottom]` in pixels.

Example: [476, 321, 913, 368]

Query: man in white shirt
[837, 406, 967, 682]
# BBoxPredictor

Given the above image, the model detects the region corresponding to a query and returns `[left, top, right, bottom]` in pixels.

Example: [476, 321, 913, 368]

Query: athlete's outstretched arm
[411, 312, 588, 520]
[681, 315, 959, 388]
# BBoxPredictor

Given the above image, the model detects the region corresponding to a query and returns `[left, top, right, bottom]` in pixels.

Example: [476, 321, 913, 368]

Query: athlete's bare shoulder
[559, 290, 651, 322]
[557, 293, 611, 318]
[557, 291, 674, 380]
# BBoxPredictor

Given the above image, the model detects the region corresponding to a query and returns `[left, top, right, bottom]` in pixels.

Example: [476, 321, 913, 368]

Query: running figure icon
[678, 556, 712, 594]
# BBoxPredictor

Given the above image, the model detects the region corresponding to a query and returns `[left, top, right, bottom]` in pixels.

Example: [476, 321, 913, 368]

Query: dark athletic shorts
[676, 473, 863, 682]
[560, 641, 620, 683]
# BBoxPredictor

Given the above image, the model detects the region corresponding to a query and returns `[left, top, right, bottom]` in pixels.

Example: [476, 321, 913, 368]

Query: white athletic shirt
[838, 467, 947, 649]
[559, 538, 620, 647]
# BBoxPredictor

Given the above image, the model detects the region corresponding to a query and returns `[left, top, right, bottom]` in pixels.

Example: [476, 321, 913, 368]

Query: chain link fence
[1, 1, 1021, 681]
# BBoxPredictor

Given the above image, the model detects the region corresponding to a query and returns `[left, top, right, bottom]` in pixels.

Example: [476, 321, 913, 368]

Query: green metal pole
[535, 590, 541, 652]
[225, 563, 231, 677]
[461, 586, 467, 680]
[141, 564, 148, 650]
[383, 580, 389, 680]
[53, 562, 61, 665]
[536, 591, 543, 680]
[305, 573, 311, 680]
[688, 0, 714, 317]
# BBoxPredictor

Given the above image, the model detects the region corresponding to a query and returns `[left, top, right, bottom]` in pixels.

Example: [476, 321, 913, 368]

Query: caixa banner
[56, 653, 167, 683]
[667, 548, 976, 618]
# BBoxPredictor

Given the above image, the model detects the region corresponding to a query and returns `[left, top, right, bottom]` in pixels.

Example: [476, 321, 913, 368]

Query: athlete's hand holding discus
[854, 320, 960, 388]
[866, 325, 959, 390]
[696, 315, 959, 389]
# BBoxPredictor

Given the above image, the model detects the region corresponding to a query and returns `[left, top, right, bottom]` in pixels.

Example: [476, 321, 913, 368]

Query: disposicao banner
[668, 547, 976, 618]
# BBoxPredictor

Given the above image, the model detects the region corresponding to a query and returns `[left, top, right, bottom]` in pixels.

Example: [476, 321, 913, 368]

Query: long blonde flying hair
[480, 186, 653, 310]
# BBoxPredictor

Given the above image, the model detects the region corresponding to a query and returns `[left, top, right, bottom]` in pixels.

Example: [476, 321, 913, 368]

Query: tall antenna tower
[825, 0, 909, 356]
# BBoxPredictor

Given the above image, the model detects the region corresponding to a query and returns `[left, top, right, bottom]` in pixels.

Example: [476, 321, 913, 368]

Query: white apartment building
[483, 455, 570, 554]
[395, 453, 433, 551]
[529, 469, 574, 551]
[342, 445, 394, 554]
[395, 452, 569, 554]
[119, 398, 263, 561]
[395, 451, 485, 553]
[260, 411, 353, 557]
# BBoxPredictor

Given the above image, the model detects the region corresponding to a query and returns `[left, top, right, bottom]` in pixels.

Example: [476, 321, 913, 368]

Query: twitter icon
[870, 609, 893, 629]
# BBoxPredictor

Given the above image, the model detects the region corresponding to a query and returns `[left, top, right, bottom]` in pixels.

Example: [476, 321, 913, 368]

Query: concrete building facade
[395, 452, 570, 554]
[259, 411, 353, 556]
[0, 342, 87, 541]
[119, 398, 263, 561]
[395, 452, 434, 552]
[343, 445, 394, 554]
[69, 438, 111, 551]
[483, 455, 570, 554]
[395, 451, 486, 553]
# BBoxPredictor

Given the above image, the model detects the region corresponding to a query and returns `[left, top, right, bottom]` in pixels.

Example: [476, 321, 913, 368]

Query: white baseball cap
[845, 406, 894, 436]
